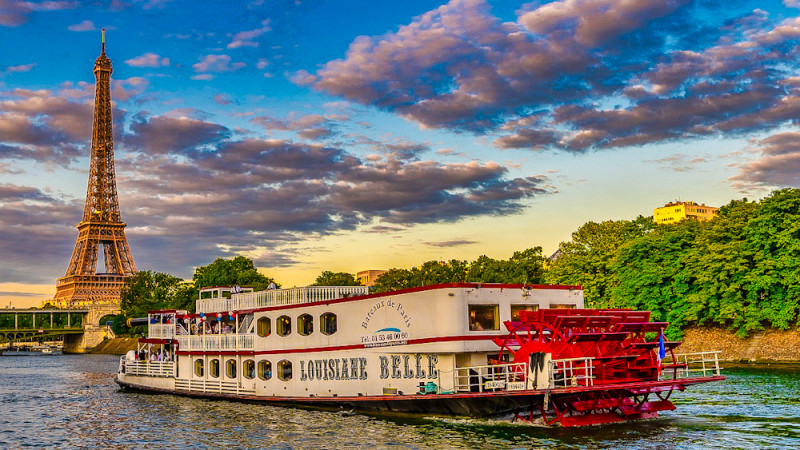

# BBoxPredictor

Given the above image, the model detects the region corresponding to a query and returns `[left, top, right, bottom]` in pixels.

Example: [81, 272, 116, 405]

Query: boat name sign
[298, 354, 439, 381]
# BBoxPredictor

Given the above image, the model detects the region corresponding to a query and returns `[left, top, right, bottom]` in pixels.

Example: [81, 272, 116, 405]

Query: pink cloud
[192, 54, 245, 73]
[5, 63, 36, 73]
[227, 19, 271, 49]
[67, 19, 95, 31]
[125, 52, 170, 68]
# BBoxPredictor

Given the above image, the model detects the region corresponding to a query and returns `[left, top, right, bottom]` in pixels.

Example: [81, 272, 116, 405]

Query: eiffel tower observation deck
[53, 30, 137, 310]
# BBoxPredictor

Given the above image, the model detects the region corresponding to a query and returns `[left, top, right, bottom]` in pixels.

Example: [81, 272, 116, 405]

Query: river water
[0, 355, 798, 449]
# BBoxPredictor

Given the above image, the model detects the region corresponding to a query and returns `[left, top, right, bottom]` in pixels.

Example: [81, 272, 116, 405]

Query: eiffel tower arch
[53, 30, 137, 309]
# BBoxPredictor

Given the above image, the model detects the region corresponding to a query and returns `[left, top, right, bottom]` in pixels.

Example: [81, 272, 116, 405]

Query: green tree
[371, 268, 417, 293]
[610, 220, 701, 337]
[545, 217, 655, 308]
[120, 271, 186, 318]
[192, 256, 276, 291]
[740, 189, 800, 332]
[311, 271, 362, 286]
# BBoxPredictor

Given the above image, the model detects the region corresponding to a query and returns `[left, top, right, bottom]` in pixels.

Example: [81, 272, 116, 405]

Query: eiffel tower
[53, 30, 137, 308]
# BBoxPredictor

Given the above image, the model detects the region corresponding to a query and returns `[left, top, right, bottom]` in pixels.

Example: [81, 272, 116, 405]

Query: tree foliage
[192, 256, 276, 291]
[545, 189, 800, 337]
[311, 271, 362, 286]
[371, 249, 546, 293]
[120, 270, 193, 318]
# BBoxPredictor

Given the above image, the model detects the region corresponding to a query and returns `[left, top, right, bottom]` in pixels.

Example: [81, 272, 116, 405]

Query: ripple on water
[0, 356, 799, 449]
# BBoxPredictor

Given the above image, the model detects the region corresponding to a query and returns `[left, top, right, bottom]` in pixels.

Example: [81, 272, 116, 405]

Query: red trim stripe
[175, 333, 509, 356]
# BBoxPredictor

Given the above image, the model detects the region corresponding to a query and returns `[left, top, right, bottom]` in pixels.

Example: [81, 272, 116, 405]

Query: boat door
[242, 358, 257, 392]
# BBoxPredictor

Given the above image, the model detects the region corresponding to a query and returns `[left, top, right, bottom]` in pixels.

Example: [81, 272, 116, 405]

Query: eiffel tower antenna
[53, 30, 137, 308]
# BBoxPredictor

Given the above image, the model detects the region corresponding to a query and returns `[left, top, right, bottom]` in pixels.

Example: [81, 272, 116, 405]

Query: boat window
[194, 359, 204, 377]
[277, 315, 291, 336]
[320, 312, 337, 335]
[226, 359, 237, 379]
[257, 317, 271, 337]
[257, 360, 272, 380]
[298, 314, 313, 336]
[243, 359, 255, 380]
[511, 304, 539, 321]
[549, 304, 576, 309]
[210, 359, 220, 378]
[277, 360, 292, 381]
[468, 304, 499, 331]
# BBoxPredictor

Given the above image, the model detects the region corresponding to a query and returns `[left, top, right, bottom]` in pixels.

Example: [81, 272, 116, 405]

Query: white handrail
[550, 357, 595, 387]
[450, 362, 528, 393]
[196, 286, 369, 313]
[661, 351, 722, 379]
[175, 333, 255, 351]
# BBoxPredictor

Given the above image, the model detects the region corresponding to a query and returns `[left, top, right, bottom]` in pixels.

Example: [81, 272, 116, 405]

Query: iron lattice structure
[53, 33, 137, 308]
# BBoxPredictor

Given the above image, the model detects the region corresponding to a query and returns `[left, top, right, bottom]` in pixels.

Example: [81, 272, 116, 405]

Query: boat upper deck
[196, 285, 370, 314]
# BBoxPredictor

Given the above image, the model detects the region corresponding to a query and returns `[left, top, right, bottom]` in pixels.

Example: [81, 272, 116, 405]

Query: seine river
[0, 355, 798, 449]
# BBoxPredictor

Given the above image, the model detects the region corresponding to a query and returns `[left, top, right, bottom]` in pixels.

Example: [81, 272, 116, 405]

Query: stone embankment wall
[680, 327, 800, 363]
[89, 337, 138, 355]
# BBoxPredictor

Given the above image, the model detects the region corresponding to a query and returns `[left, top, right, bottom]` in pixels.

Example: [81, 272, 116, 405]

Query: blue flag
[658, 332, 666, 361]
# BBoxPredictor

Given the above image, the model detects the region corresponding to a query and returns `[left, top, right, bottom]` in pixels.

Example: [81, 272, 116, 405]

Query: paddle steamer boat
[115, 283, 724, 426]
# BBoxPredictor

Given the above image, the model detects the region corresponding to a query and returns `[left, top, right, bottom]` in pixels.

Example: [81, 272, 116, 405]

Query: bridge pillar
[63, 305, 120, 354]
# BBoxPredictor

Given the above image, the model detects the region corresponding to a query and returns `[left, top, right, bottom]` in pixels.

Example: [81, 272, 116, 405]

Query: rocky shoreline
[679, 327, 800, 364]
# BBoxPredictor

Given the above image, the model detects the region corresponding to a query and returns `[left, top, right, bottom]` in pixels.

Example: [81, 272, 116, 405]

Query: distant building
[357, 270, 387, 287]
[654, 201, 719, 224]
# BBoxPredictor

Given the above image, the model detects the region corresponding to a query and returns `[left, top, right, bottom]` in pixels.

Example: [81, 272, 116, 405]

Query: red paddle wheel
[493, 309, 684, 427]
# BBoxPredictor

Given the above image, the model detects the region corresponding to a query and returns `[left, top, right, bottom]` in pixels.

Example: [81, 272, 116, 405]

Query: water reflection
[0, 356, 798, 449]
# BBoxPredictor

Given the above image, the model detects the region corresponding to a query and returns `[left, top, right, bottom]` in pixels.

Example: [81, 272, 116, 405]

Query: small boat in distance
[115, 283, 724, 427]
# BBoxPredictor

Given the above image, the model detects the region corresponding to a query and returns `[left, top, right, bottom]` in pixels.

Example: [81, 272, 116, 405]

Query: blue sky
[1, 0, 798, 306]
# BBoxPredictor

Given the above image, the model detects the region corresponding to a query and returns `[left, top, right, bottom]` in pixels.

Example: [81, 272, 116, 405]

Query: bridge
[0, 307, 116, 352]
[0, 309, 88, 344]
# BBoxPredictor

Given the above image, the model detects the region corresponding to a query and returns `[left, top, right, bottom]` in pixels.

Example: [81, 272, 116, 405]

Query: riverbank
[89, 337, 138, 355]
[679, 327, 800, 363]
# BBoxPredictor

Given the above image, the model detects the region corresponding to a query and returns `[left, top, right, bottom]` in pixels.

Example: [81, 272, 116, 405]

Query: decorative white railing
[661, 351, 722, 379]
[175, 379, 255, 395]
[196, 286, 369, 313]
[119, 359, 175, 377]
[148, 324, 175, 339]
[550, 357, 595, 387]
[174, 334, 254, 351]
[449, 362, 529, 393]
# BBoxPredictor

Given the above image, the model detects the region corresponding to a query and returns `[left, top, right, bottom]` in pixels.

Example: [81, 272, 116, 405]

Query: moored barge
[115, 282, 724, 426]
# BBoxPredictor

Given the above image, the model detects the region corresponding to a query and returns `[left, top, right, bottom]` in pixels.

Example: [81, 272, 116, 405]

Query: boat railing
[661, 351, 722, 379]
[550, 357, 595, 388]
[119, 357, 175, 377]
[148, 324, 175, 339]
[175, 378, 255, 396]
[195, 286, 370, 314]
[449, 362, 529, 393]
[174, 333, 254, 351]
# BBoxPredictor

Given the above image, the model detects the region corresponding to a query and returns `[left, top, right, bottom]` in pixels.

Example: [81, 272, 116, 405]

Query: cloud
[68, 19, 95, 31]
[227, 19, 271, 48]
[0, 0, 76, 27]
[425, 239, 477, 247]
[0, 183, 79, 283]
[250, 113, 343, 140]
[122, 112, 231, 155]
[213, 93, 233, 105]
[4, 63, 36, 73]
[0, 88, 94, 162]
[193, 54, 246, 74]
[731, 131, 800, 190]
[309, 0, 800, 153]
[125, 52, 170, 68]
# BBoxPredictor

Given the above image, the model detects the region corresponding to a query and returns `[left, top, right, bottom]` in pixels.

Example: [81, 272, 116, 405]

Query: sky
[1, 0, 799, 307]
